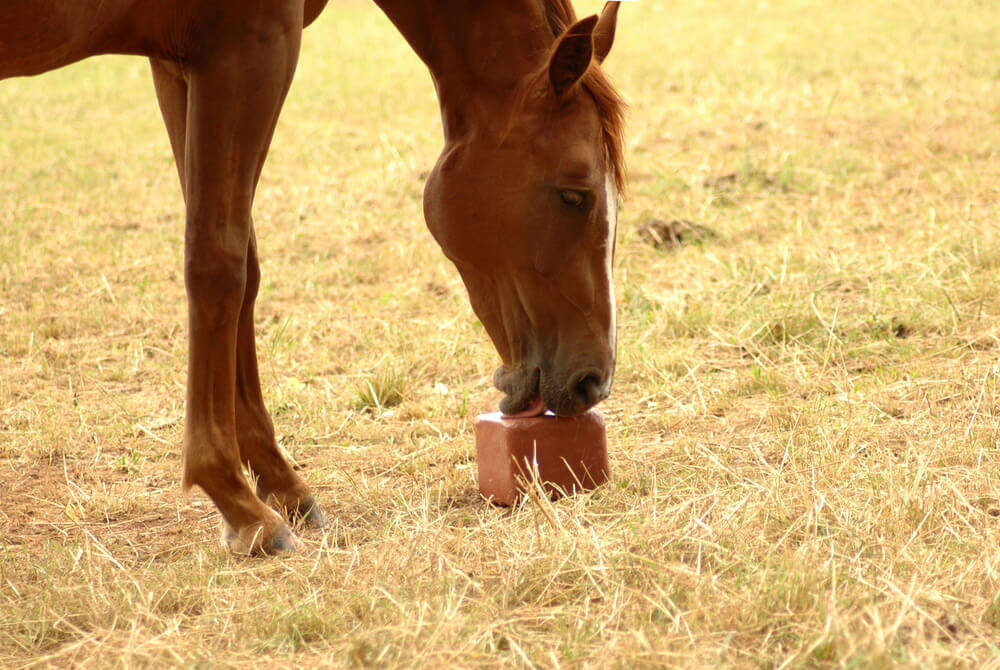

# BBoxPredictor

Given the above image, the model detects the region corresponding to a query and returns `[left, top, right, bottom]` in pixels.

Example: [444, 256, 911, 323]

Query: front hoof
[258, 486, 330, 529]
[293, 494, 330, 530]
[220, 516, 300, 556]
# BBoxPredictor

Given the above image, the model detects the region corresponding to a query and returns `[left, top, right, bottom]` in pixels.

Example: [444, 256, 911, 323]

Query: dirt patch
[636, 218, 717, 250]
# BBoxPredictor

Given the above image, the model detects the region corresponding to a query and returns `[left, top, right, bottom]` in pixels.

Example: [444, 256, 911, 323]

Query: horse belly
[0, 0, 177, 79]
[0, 1, 105, 78]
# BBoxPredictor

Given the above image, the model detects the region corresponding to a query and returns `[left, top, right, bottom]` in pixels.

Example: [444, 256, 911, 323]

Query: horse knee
[184, 245, 248, 324]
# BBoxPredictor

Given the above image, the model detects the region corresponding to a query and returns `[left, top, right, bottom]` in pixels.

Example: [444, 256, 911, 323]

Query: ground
[2, 0, 1000, 667]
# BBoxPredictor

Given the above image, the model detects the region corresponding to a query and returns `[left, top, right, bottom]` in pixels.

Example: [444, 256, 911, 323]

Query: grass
[2, 0, 1000, 666]
[354, 364, 411, 413]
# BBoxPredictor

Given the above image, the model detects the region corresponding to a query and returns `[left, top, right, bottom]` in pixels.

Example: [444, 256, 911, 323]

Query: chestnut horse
[1, 0, 626, 553]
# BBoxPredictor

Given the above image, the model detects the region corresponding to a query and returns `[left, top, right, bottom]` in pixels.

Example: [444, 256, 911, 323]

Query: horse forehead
[528, 119, 603, 173]
[526, 99, 604, 162]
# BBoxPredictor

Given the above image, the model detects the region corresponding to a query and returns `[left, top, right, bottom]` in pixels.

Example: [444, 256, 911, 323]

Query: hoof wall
[267, 525, 299, 554]
[221, 518, 300, 556]
[296, 496, 331, 529]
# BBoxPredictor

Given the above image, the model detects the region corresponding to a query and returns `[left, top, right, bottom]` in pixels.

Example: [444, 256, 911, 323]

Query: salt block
[475, 410, 610, 506]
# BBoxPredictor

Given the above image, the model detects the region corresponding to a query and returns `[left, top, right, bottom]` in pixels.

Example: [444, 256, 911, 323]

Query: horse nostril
[572, 373, 606, 409]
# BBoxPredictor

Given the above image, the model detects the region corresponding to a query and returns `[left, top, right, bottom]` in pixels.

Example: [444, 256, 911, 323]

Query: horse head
[424, 2, 625, 417]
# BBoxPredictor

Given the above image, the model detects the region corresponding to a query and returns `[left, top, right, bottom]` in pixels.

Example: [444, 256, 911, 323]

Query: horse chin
[494, 366, 543, 416]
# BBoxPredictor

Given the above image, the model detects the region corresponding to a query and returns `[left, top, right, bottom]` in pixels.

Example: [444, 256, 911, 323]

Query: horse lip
[494, 366, 541, 415]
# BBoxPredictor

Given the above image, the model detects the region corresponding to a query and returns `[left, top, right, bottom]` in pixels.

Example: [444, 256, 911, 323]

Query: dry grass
[2, 0, 1000, 667]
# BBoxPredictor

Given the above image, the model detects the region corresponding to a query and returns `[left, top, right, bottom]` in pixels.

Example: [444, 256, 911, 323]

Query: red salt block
[474, 409, 610, 506]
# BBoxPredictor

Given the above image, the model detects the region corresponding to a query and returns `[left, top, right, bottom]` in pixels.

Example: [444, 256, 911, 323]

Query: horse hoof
[266, 524, 299, 554]
[256, 485, 329, 529]
[220, 517, 299, 556]
[295, 494, 330, 530]
[259, 489, 331, 529]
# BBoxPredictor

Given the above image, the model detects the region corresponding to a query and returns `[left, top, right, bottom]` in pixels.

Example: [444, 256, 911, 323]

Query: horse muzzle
[540, 364, 612, 417]
[494, 360, 613, 418]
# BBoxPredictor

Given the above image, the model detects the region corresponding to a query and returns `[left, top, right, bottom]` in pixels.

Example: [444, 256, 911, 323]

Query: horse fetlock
[181, 436, 241, 492]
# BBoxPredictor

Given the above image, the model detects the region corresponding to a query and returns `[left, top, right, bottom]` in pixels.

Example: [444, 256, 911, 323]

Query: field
[2, 0, 1000, 666]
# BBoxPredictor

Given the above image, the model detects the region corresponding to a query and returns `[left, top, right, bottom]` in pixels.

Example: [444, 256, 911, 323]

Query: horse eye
[558, 189, 586, 208]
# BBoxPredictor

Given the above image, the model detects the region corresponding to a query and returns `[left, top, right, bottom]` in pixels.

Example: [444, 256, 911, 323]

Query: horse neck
[374, 0, 556, 141]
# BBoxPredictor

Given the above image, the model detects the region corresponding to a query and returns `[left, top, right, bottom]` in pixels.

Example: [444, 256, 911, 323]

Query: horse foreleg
[235, 230, 328, 527]
[150, 58, 187, 199]
[152, 54, 327, 538]
[174, 14, 304, 555]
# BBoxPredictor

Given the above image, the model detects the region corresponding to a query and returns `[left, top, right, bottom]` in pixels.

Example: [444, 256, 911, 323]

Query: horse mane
[539, 0, 628, 194]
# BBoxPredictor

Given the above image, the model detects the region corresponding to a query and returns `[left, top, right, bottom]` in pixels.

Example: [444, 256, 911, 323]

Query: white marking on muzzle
[604, 173, 618, 373]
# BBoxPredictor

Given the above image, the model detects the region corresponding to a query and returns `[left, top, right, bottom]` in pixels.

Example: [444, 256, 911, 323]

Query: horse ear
[594, 2, 621, 64]
[548, 14, 598, 97]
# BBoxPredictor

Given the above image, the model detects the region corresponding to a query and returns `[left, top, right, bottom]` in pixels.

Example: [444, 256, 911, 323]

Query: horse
[0, 0, 627, 554]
